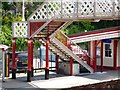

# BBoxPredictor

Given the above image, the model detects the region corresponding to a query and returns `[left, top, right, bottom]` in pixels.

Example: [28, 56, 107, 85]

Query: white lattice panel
[96, 0, 113, 17]
[115, 0, 120, 16]
[28, 0, 120, 20]
[78, 0, 94, 18]
[61, 0, 76, 19]
[29, 0, 61, 20]
[12, 22, 28, 38]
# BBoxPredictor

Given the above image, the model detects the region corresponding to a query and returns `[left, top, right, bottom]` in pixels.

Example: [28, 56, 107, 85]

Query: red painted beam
[88, 41, 91, 66]
[27, 39, 32, 82]
[45, 38, 49, 79]
[28, 39, 32, 71]
[113, 39, 118, 69]
[69, 27, 120, 38]
[31, 40, 34, 77]
[100, 40, 103, 72]
[93, 41, 97, 73]
[46, 40, 49, 69]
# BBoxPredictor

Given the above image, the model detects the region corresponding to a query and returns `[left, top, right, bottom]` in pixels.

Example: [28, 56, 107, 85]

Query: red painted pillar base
[12, 38, 16, 79]
[70, 56, 73, 76]
[45, 38, 49, 80]
[27, 39, 32, 82]
[56, 55, 59, 74]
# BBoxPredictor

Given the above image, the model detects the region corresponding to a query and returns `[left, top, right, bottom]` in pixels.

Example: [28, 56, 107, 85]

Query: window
[105, 44, 112, 57]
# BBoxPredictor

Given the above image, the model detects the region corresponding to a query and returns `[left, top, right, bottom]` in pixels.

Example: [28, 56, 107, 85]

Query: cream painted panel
[103, 58, 113, 66]
[97, 58, 101, 66]
[90, 41, 93, 58]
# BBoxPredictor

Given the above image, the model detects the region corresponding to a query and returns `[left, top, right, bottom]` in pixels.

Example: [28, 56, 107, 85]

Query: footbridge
[12, 0, 120, 82]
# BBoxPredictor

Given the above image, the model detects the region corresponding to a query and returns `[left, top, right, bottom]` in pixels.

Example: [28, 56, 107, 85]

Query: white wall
[58, 62, 79, 75]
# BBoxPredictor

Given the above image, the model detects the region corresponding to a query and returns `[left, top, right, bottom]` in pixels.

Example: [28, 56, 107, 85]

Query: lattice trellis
[78, 0, 94, 18]
[12, 22, 28, 38]
[115, 0, 120, 16]
[29, 0, 61, 20]
[62, 1, 76, 19]
[28, 0, 120, 21]
[96, 0, 113, 17]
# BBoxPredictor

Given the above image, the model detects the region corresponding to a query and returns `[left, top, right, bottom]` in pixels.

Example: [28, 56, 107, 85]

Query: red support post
[27, 39, 32, 82]
[100, 40, 103, 72]
[93, 41, 97, 73]
[88, 41, 91, 66]
[113, 39, 118, 69]
[56, 55, 59, 74]
[45, 38, 49, 79]
[31, 40, 34, 77]
[12, 38, 16, 79]
[70, 56, 73, 76]
[69, 41, 73, 76]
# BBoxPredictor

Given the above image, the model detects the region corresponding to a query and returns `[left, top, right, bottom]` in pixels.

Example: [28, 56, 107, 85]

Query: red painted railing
[55, 31, 94, 68]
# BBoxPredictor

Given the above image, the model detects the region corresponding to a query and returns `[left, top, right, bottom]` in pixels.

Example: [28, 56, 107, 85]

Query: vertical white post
[2, 49, 5, 82]
[22, 0, 25, 21]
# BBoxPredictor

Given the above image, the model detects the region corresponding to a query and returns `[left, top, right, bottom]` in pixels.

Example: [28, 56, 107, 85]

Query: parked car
[17, 53, 28, 71]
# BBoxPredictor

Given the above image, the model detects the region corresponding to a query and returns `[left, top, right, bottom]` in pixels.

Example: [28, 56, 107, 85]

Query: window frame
[104, 43, 112, 58]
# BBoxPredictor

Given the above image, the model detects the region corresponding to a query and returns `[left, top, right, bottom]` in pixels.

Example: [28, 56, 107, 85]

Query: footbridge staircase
[12, 0, 120, 78]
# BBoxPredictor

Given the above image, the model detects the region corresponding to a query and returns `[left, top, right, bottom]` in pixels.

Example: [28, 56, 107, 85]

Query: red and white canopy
[0, 44, 10, 50]
[69, 27, 120, 43]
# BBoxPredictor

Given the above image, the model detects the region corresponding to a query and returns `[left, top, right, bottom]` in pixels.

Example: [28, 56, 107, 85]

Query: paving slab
[1, 70, 120, 89]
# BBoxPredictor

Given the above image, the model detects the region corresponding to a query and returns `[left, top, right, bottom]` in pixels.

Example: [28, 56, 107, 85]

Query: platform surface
[1, 70, 120, 89]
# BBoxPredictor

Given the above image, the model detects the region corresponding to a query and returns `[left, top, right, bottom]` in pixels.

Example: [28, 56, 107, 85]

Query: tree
[1, 1, 43, 51]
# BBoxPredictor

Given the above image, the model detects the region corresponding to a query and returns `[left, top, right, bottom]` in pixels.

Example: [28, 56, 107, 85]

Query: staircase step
[51, 37, 93, 73]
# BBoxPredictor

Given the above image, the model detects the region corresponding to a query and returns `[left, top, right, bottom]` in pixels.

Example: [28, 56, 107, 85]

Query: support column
[12, 38, 16, 79]
[2, 49, 5, 82]
[88, 41, 91, 65]
[93, 41, 97, 73]
[56, 55, 59, 74]
[70, 56, 73, 76]
[45, 38, 49, 80]
[113, 39, 118, 69]
[31, 40, 34, 77]
[100, 40, 103, 72]
[27, 39, 32, 82]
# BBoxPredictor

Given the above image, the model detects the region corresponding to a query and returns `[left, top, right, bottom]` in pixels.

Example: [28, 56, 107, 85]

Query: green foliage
[1, 25, 12, 46]
[63, 22, 95, 36]
[1, 1, 42, 51]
